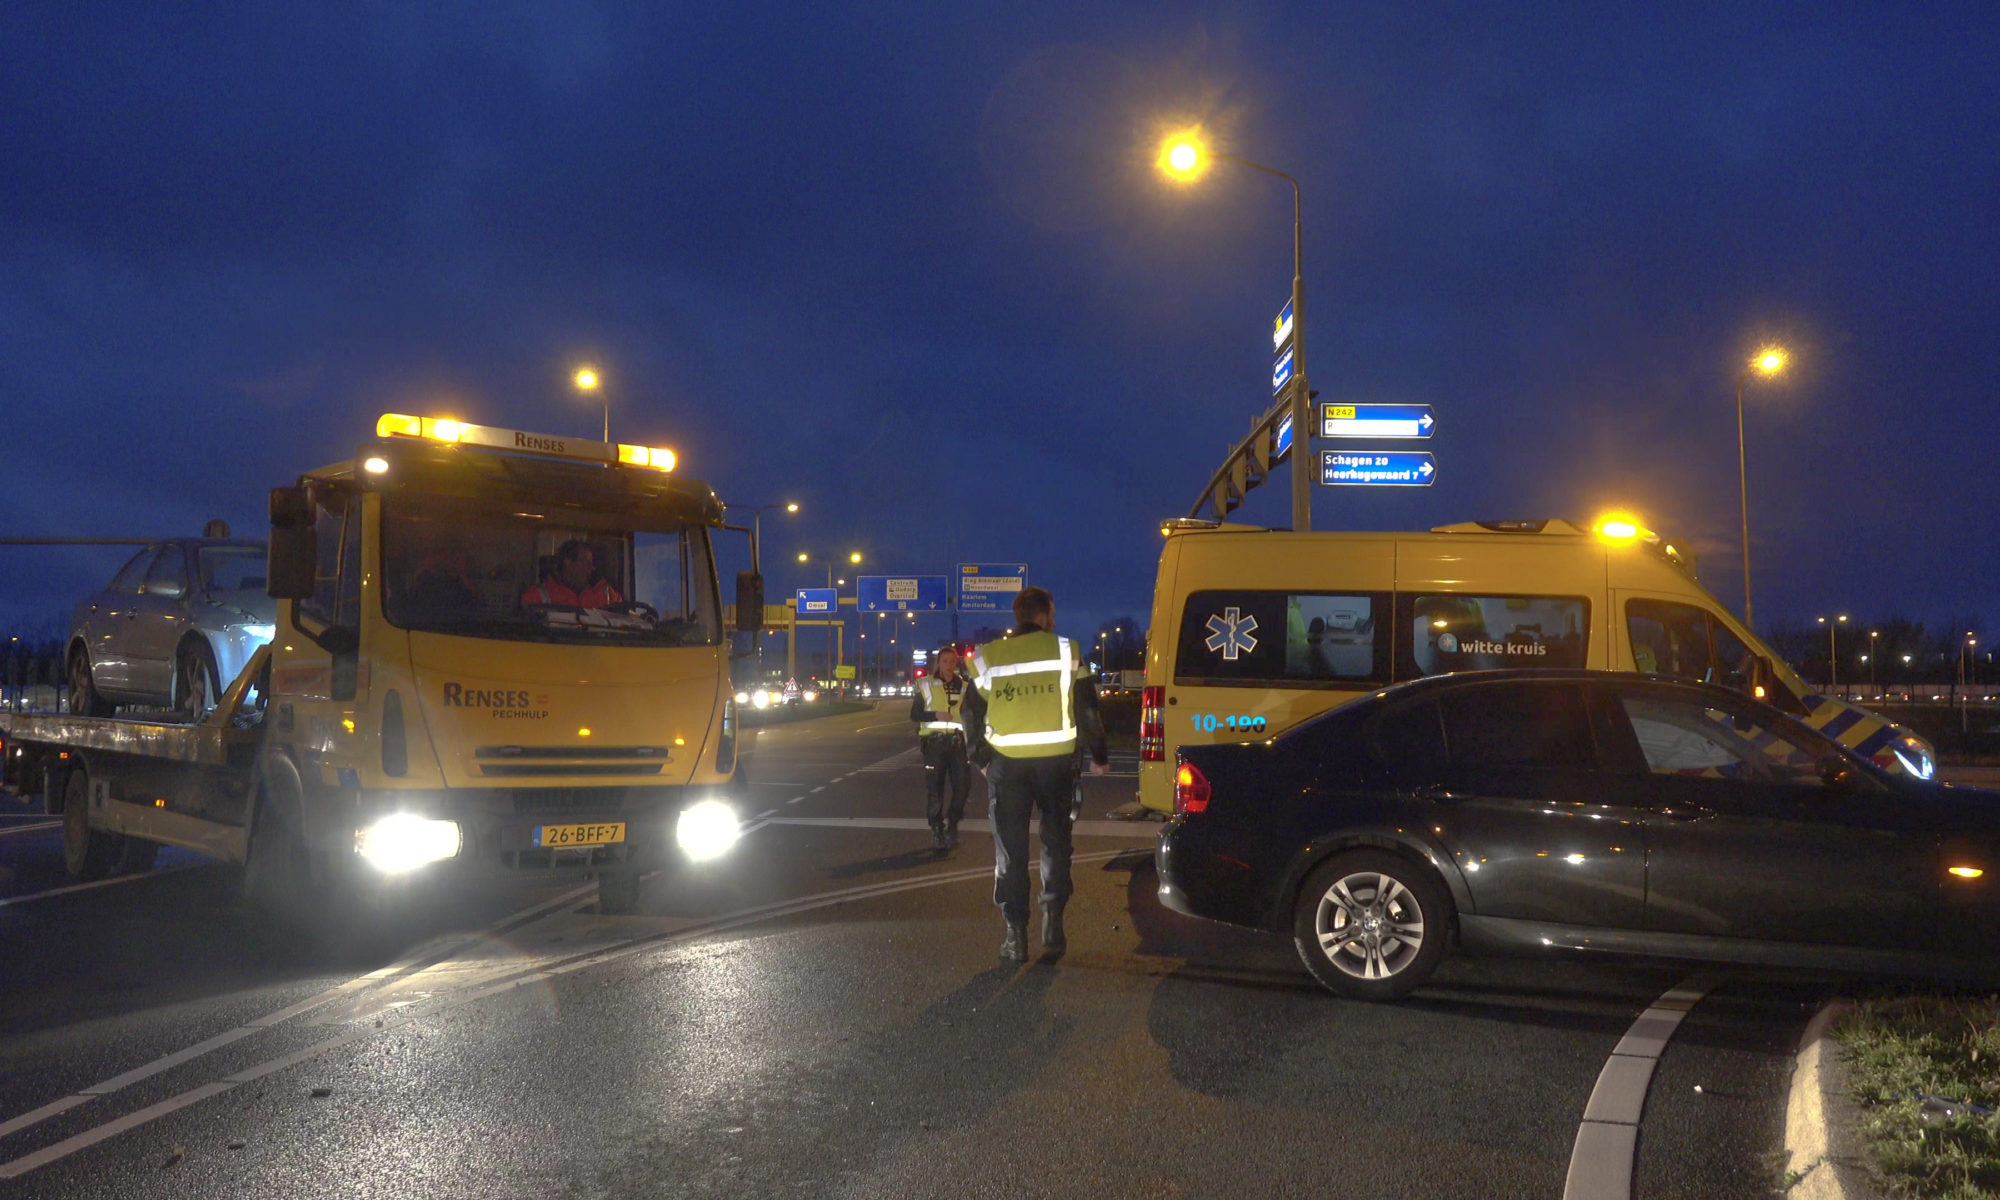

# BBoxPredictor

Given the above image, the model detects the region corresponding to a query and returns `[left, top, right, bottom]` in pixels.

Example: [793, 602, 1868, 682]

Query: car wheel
[173, 638, 220, 723]
[61, 767, 122, 881]
[1292, 849, 1451, 1001]
[68, 648, 114, 717]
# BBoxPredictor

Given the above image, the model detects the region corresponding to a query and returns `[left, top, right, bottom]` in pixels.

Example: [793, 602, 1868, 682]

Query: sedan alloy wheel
[1293, 849, 1450, 1000]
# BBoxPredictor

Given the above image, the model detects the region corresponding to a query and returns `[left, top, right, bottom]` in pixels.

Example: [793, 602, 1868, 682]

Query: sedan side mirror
[1817, 758, 1858, 791]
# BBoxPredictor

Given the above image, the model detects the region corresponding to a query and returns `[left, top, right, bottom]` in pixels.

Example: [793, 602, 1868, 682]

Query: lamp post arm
[1217, 153, 1311, 532]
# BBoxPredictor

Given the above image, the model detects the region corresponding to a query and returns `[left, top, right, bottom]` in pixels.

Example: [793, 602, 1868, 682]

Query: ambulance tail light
[1174, 760, 1211, 815]
[1141, 687, 1166, 761]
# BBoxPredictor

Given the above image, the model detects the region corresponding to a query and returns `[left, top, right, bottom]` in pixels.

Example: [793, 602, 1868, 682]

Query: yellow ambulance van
[1136, 517, 1935, 814]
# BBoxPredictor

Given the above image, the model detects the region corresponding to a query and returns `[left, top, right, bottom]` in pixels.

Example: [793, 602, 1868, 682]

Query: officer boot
[930, 825, 948, 852]
[1000, 922, 1028, 962]
[944, 821, 960, 850]
[1041, 906, 1066, 953]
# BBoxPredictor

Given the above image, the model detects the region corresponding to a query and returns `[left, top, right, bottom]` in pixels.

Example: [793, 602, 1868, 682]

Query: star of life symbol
[1204, 607, 1260, 661]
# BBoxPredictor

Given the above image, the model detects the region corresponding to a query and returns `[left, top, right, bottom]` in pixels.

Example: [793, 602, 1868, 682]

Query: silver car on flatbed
[67, 538, 274, 721]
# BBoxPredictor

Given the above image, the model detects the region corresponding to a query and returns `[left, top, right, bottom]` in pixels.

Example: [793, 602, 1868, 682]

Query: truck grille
[507, 787, 634, 815]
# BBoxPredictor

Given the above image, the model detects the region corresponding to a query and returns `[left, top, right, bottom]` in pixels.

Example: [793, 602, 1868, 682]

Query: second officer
[909, 645, 971, 851]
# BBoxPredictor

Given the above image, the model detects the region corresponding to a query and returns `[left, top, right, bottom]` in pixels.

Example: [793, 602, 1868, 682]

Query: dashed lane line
[1561, 973, 1719, 1200]
[0, 866, 202, 910]
[0, 850, 1125, 1180]
[0, 882, 597, 1142]
[0, 821, 60, 838]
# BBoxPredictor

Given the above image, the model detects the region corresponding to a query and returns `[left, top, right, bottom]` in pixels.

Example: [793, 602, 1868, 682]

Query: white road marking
[0, 850, 1124, 1180]
[785, 797, 805, 805]
[0, 821, 60, 838]
[1562, 973, 1718, 1200]
[0, 881, 597, 1141]
[0, 866, 200, 909]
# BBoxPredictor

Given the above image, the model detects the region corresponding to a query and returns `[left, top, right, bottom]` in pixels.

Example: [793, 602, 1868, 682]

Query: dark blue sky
[4, 3, 1995, 643]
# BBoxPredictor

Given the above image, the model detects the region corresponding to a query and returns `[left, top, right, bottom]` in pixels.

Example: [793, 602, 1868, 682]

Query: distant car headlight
[751, 689, 772, 709]
[734, 691, 750, 705]
[355, 813, 461, 874]
[802, 690, 818, 703]
[676, 799, 740, 863]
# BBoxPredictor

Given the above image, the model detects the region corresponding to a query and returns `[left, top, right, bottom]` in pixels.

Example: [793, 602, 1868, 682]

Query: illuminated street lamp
[573, 365, 607, 442]
[1734, 346, 1788, 628]
[1868, 630, 1879, 692]
[1158, 126, 1313, 532]
[1816, 614, 1848, 690]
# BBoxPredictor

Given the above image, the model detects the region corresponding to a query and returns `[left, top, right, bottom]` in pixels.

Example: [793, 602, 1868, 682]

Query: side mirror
[735, 571, 765, 633]
[1746, 656, 1776, 704]
[1817, 758, 1857, 791]
[144, 579, 186, 600]
[267, 486, 317, 600]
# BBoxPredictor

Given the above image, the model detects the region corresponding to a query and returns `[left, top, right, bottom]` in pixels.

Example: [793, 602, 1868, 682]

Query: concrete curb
[1784, 1000, 1883, 1200]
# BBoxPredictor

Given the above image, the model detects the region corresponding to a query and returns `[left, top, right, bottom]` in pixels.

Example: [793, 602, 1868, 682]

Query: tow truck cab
[1136, 515, 1936, 815]
[261, 414, 760, 904]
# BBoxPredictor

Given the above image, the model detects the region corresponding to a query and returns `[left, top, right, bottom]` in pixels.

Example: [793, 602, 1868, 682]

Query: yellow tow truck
[0, 414, 763, 914]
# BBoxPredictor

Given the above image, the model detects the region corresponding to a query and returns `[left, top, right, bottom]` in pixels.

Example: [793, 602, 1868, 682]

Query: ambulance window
[1173, 590, 1389, 687]
[1626, 599, 1754, 687]
[1400, 594, 1589, 678]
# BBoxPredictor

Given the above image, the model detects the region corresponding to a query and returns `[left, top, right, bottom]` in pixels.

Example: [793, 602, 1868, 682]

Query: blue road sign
[858, 574, 949, 613]
[956, 563, 1026, 612]
[1271, 345, 1294, 394]
[1272, 298, 1294, 351]
[795, 587, 837, 615]
[1319, 450, 1437, 487]
[1320, 403, 1436, 439]
[1274, 411, 1293, 461]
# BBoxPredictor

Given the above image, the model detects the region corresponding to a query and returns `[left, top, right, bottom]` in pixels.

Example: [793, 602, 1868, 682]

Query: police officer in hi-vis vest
[961, 586, 1109, 962]
[909, 645, 971, 852]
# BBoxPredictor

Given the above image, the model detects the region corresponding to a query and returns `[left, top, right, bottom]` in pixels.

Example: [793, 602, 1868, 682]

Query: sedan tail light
[1141, 686, 1165, 761]
[1174, 760, 1211, 815]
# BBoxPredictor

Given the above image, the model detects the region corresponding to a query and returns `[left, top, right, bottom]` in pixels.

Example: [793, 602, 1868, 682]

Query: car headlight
[751, 689, 772, 709]
[802, 690, 818, 703]
[675, 799, 740, 863]
[734, 691, 750, 706]
[1893, 734, 1937, 780]
[355, 813, 461, 874]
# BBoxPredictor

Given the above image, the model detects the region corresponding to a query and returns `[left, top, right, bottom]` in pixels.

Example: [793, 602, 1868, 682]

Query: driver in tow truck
[521, 539, 623, 609]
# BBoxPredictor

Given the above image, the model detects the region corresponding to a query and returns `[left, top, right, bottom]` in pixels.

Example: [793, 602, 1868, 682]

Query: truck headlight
[675, 800, 740, 863]
[356, 813, 462, 874]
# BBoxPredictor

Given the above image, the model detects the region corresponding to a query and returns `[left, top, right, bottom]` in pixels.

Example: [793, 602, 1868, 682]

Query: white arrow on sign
[1419, 460, 1434, 477]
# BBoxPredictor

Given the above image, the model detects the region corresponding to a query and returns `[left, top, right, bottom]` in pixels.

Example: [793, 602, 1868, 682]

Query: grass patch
[1837, 993, 2000, 1198]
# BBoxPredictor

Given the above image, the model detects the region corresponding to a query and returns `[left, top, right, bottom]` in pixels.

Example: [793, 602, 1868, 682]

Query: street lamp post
[796, 550, 861, 678]
[1734, 346, 1788, 629]
[1816, 614, 1848, 692]
[1159, 130, 1312, 532]
[1868, 630, 1879, 695]
[726, 502, 799, 674]
[573, 366, 607, 443]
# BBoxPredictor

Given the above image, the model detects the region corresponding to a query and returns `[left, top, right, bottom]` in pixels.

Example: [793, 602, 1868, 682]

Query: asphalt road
[0, 703, 1828, 1198]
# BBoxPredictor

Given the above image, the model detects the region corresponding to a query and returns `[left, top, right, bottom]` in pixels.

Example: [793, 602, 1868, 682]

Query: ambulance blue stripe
[1818, 708, 1865, 740]
[1856, 726, 1897, 756]
[1801, 692, 1832, 714]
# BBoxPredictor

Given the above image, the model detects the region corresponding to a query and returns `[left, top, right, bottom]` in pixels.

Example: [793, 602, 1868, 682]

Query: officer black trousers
[986, 753, 1077, 927]
[920, 735, 970, 830]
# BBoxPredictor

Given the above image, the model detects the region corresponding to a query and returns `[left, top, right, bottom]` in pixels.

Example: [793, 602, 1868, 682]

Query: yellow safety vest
[916, 675, 964, 736]
[971, 631, 1078, 759]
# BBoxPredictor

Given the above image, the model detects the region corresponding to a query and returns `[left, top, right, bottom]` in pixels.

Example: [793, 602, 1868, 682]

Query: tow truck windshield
[380, 495, 720, 646]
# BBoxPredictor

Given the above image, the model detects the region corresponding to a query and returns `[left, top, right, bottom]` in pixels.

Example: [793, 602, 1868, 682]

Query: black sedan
[1157, 670, 2000, 1000]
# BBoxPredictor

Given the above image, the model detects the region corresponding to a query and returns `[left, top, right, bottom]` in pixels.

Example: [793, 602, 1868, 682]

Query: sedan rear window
[1439, 684, 1596, 770]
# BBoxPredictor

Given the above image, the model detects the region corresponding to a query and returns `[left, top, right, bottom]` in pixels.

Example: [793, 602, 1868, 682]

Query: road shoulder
[1785, 1000, 1883, 1200]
